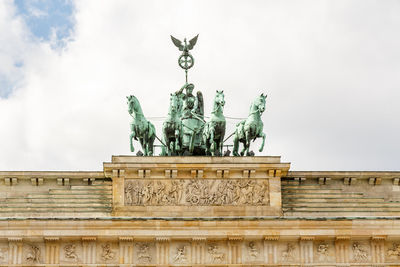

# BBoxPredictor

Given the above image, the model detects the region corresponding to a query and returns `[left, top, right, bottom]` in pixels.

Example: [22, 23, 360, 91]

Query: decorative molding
[7, 238, 22, 242]
[44, 237, 59, 242]
[300, 236, 315, 241]
[155, 237, 170, 243]
[119, 236, 134, 242]
[336, 236, 351, 241]
[264, 235, 279, 241]
[81, 237, 97, 242]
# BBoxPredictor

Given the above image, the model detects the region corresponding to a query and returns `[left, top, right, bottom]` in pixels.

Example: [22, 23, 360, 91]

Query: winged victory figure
[171, 34, 199, 55]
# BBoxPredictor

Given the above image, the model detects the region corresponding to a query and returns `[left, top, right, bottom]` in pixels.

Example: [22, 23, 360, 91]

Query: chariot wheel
[178, 54, 194, 70]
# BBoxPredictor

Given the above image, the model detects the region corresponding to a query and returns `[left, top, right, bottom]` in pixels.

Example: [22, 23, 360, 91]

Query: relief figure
[64, 244, 78, 260]
[137, 243, 151, 264]
[101, 244, 115, 261]
[248, 241, 258, 259]
[388, 243, 400, 259]
[173, 246, 187, 263]
[317, 243, 329, 262]
[26, 245, 40, 263]
[281, 243, 295, 262]
[352, 242, 368, 262]
[208, 244, 224, 263]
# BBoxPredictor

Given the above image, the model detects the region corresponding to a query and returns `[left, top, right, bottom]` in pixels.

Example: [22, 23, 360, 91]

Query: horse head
[215, 90, 225, 106]
[213, 90, 225, 113]
[126, 95, 142, 116]
[169, 93, 180, 114]
[251, 93, 267, 115]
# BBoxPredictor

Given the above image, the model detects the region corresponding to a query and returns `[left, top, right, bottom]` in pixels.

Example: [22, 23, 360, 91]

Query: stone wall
[0, 156, 399, 266]
[0, 220, 398, 265]
[284, 171, 400, 217]
[0, 171, 111, 217]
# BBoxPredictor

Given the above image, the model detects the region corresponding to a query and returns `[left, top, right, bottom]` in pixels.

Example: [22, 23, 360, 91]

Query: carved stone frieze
[101, 243, 115, 262]
[25, 244, 41, 263]
[64, 244, 78, 261]
[0, 238, 397, 265]
[351, 242, 369, 262]
[207, 243, 225, 263]
[0, 246, 7, 264]
[136, 243, 153, 264]
[316, 243, 329, 262]
[247, 241, 259, 260]
[173, 245, 188, 263]
[124, 179, 269, 206]
[281, 243, 296, 262]
[387, 243, 400, 260]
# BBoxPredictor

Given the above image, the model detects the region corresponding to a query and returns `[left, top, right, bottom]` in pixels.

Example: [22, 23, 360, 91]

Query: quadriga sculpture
[233, 94, 267, 156]
[127, 95, 156, 156]
[203, 90, 226, 156]
[162, 93, 182, 155]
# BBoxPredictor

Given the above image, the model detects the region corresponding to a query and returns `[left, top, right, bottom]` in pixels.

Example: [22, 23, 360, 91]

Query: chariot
[126, 34, 266, 157]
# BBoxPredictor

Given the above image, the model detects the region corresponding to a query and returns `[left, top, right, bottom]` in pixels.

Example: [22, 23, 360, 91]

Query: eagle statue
[170, 34, 199, 55]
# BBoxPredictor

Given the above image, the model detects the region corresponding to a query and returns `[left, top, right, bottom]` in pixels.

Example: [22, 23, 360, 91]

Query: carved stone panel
[97, 242, 118, 264]
[279, 242, 299, 264]
[243, 240, 263, 263]
[61, 242, 81, 264]
[206, 241, 227, 264]
[386, 242, 400, 263]
[314, 241, 335, 263]
[134, 242, 156, 265]
[170, 242, 190, 265]
[124, 179, 269, 206]
[23, 243, 44, 264]
[351, 241, 370, 263]
[0, 243, 8, 264]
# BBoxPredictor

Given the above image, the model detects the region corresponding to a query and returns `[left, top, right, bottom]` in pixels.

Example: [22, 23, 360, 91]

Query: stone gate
[0, 155, 399, 266]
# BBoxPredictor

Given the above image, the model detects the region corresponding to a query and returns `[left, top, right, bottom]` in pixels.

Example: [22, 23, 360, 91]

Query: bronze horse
[203, 90, 226, 156]
[233, 94, 267, 156]
[127, 95, 156, 156]
[162, 93, 182, 155]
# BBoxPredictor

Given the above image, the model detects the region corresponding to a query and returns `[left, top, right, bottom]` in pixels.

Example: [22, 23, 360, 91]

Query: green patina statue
[127, 95, 156, 156]
[172, 83, 205, 155]
[162, 92, 182, 156]
[233, 94, 267, 156]
[127, 35, 268, 156]
[203, 90, 226, 156]
[171, 35, 198, 83]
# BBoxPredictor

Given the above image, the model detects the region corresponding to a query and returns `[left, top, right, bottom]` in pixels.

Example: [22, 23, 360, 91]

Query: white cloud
[0, 0, 400, 171]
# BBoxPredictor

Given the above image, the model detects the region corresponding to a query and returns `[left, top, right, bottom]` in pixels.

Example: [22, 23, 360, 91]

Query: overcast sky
[0, 0, 399, 171]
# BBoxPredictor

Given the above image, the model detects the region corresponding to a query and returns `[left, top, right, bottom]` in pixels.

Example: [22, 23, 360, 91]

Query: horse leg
[233, 133, 239, 156]
[139, 138, 146, 156]
[240, 140, 247, 156]
[259, 132, 266, 152]
[214, 139, 220, 156]
[204, 138, 209, 155]
[148, 135, 155, 156]
[219, 127, 225, 156]
[164, 131, 171, 156]
[244, 131, 251, 156]
[217, 126, 225, 156]
[210, 129, 215, 156]
[169, 140, 175, 156]
[175, 129, 180, 152]
[130, 132, 135, 152]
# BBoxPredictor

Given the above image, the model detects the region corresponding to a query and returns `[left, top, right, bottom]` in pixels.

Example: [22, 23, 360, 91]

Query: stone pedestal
[104, 156, 290, 217]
